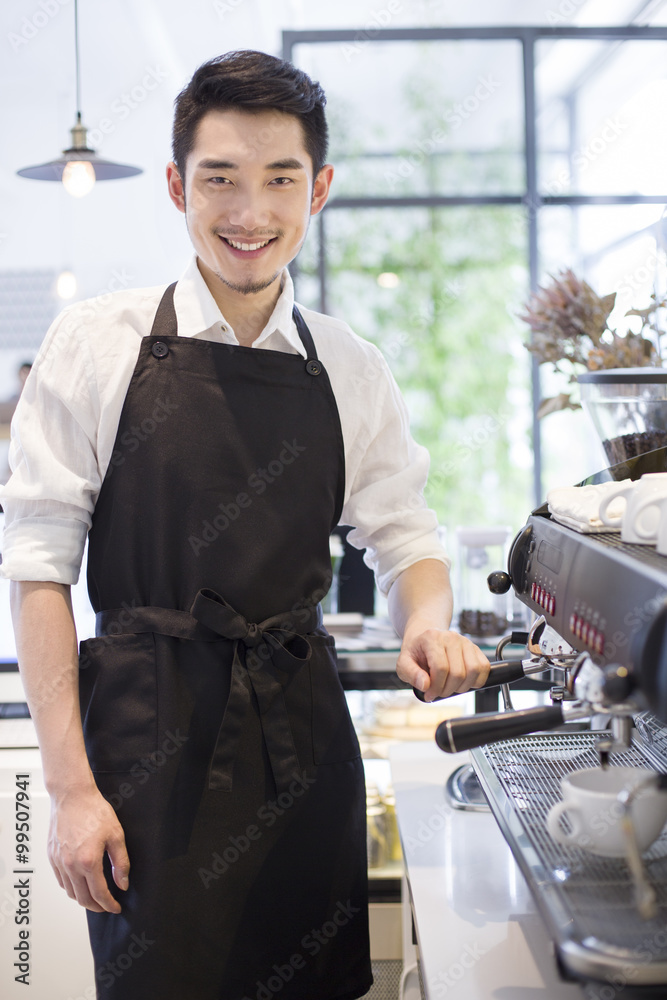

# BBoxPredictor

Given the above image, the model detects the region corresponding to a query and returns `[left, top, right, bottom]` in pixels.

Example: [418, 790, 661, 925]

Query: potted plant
[520, 269, 667, 464]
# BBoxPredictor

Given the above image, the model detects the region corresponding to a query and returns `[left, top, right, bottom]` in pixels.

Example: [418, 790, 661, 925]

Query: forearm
[10, 580, 94, 798]
[387, 558, 453, 640]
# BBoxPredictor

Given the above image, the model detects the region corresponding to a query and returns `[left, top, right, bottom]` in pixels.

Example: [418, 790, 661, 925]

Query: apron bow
[96, 592, 322, 794]
[189, 588, 317, 792]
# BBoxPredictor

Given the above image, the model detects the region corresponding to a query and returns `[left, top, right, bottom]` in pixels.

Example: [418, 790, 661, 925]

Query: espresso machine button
[487, 570, 512, 594]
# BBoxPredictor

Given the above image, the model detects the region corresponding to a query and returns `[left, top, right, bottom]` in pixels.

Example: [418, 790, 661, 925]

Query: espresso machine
[430, 449, 667, 989]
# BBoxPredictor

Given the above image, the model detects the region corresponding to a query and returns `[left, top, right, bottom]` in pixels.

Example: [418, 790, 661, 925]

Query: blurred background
[1, 0, 667, 546]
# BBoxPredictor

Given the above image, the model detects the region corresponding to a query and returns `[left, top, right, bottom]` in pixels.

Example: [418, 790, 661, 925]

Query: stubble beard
[211, 267, 283, 297]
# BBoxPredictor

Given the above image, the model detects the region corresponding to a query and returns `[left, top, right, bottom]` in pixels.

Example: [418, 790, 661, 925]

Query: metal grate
[634, 711, 667, 764]
[363, 959, 402, 1000]
[472, 728, 667, 982]
[582, 530, 667, 571]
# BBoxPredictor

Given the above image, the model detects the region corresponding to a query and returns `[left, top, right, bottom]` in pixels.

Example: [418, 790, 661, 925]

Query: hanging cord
[74, 0, 82, 123]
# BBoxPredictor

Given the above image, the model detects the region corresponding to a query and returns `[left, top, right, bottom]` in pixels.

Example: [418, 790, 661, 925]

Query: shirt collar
[173, 254, 306, 357]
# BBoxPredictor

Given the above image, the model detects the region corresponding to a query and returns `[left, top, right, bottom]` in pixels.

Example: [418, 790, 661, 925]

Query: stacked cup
[599, 473, 667, 551]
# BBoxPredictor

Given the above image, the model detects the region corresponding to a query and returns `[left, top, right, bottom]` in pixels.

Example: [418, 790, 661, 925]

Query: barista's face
[166, 108, 333, 297]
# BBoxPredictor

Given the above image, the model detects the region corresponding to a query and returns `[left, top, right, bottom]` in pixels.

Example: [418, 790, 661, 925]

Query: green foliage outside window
[296, 58, 533, 533]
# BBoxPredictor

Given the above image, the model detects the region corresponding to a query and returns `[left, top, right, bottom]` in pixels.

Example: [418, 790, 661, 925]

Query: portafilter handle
[412, 657, 529, 702]
[435, 704, 566, 753]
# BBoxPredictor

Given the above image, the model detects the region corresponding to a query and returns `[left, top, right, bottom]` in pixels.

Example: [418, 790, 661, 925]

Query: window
[285, 25, 667, 531]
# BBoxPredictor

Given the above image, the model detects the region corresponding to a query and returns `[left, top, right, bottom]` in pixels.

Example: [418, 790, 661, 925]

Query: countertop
[389, 740, 584, 1000]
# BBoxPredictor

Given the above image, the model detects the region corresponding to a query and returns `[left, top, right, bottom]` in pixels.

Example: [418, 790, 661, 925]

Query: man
[2, 50, 490, 999]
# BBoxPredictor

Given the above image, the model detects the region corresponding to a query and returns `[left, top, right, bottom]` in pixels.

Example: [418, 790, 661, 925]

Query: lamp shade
[17, 152, 143, 182]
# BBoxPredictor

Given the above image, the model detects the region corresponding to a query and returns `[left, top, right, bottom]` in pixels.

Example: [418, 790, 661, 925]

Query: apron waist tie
[95, 591, 322, 793]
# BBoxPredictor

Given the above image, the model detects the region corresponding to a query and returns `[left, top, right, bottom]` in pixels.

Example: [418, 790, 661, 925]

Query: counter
[390, 741, 583, 1000]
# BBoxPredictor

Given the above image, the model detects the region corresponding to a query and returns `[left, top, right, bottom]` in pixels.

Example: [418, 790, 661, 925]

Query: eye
[208, 176, 231, 185]
[270, 176, 294, 186]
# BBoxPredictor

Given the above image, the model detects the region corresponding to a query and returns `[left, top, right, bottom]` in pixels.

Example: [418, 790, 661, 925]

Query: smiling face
[166, 108, 333, 302]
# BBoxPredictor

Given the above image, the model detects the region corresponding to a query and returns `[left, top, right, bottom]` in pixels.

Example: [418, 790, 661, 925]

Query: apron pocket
[309, 634, 360, 765]
[79, 633, 158, 773]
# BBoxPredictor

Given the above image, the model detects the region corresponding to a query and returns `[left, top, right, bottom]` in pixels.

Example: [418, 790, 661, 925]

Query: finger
[445, 642, 490, 695]
[469, 647, 491, 688]
[56, 865, 107, 913]
[438, 642, 467, 699]
[69, 842, 122, 914]
[82, 863, 122, 914]
[107, 832, 131, 892]
[412, 631, 459, 702]
[87, 859, 123, 914]
[57, 867, 77, 902]
[425, 657, 453, 702]
[68, 866, 113, 913]
[395, 649, 431, 691]
[50, 853, 113, 911]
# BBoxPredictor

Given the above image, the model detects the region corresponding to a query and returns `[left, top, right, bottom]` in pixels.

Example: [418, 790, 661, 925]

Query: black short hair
[172, 50, 328, 181]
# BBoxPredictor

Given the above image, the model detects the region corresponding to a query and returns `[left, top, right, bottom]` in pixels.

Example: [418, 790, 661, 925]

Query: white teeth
[225, 238, 271, 251]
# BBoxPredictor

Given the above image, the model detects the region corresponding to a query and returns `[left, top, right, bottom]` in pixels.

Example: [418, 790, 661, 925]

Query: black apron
[78, 283, 372, 1000]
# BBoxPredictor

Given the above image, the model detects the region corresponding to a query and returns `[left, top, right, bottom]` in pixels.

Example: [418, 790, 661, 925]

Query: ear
[166, 162, 186, 214]
[310, 164, 334, 217]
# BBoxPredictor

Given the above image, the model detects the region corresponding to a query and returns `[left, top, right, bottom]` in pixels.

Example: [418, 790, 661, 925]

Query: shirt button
[152, 341, 169, 358]
[305, 359, 321, 376]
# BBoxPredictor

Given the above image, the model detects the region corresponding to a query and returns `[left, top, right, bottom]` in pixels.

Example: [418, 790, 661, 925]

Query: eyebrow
[197, 159, 237, 170]
[266, 158, 305, 171]
[196, 158, 305, 171]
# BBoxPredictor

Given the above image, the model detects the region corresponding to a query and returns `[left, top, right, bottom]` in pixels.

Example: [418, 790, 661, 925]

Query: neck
[197, 258, 284, 347]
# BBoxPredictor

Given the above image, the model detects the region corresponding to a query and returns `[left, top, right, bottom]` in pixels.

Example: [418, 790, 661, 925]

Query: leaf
[537, 393, 581, 419]
[600, 292, 617, 318]
[625, 306, 654, 322]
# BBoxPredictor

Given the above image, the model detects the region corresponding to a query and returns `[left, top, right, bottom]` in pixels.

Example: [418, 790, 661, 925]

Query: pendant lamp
[17, 0, 142, 197]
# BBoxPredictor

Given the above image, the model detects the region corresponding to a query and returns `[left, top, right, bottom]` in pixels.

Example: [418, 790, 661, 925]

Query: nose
[227, 190, 270, 232]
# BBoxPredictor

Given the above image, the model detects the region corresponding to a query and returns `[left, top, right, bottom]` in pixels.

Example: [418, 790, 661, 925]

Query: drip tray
[444, 763, 490, 812]
[471, 728, 667, 985]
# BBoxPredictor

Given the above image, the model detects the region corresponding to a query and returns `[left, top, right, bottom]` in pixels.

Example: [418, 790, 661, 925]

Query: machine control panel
[507, 513, 667, 673]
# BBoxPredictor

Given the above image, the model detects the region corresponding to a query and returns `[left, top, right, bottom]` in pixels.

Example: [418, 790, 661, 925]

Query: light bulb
[62, 160, 96, 197]
[56, 270, 77, 299]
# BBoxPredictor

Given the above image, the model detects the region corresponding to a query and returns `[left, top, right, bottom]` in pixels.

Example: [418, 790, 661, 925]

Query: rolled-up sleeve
[0, 308, 102, 584]
[339, 344, 450, 596]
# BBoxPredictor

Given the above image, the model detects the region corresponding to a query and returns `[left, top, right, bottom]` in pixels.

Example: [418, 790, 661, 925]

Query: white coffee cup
[599, 473, 667, 544]
[628, 492, 667, 555]
[546, 766, 667, 857]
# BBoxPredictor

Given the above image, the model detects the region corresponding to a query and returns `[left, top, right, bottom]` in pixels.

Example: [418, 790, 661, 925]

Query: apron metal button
[152, 341, 169, 358]
[305, 359, 321, 376]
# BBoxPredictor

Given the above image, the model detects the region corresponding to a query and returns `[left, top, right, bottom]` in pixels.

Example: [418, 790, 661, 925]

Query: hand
[48, 784, 130, 913]
[396, 627, 490, 701]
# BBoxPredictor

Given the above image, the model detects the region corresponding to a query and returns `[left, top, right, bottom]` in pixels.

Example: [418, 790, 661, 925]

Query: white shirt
[0, 256, 449, 596]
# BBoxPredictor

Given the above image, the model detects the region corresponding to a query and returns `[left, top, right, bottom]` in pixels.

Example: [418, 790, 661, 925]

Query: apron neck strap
[149, 282, 178, 338]
[292, 305, 318, 360]
[149, 284, 319, 362]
